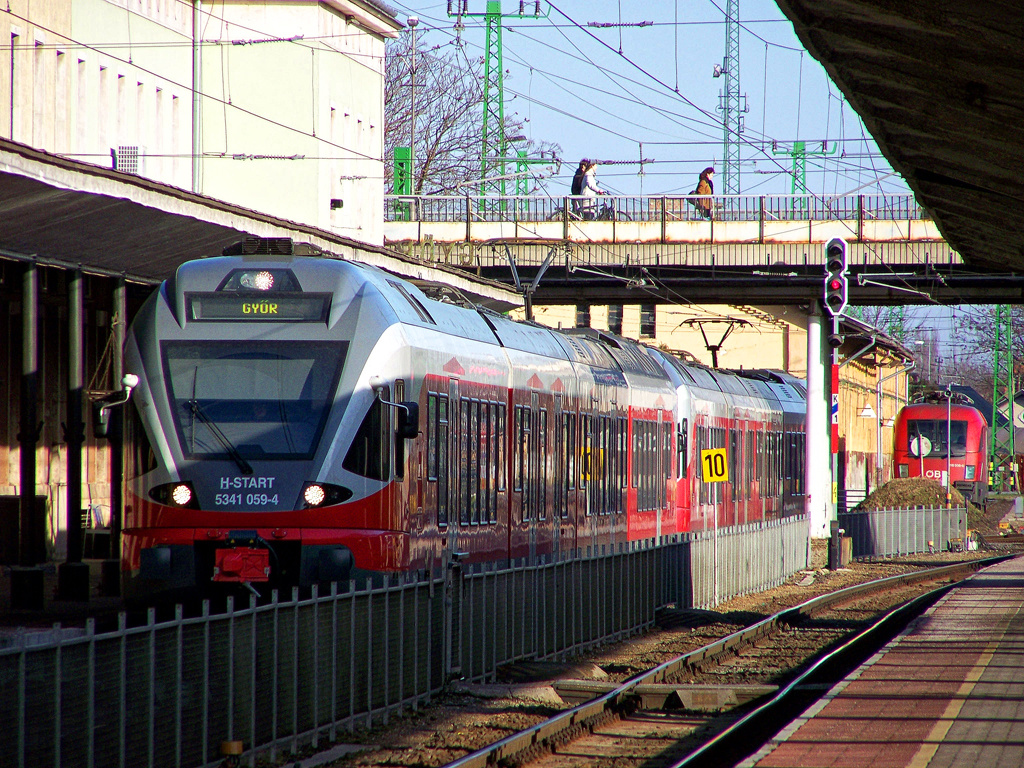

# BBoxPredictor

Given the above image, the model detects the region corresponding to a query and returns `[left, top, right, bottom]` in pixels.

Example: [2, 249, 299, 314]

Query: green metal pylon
[719, 0, 743, 195]
[449, 2, 547, 197]
[481, 2, 505, 195]
[392, 147, 412, 220]
[772, 140, 837, 214]
[990, 304, 1016, 492]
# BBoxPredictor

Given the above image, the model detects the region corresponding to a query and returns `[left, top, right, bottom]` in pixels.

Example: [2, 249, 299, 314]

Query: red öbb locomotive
[893, 392, 989, 502]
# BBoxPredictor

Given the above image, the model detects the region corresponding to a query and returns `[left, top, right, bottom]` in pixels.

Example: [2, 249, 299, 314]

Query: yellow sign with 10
[700, 448, 729, 483]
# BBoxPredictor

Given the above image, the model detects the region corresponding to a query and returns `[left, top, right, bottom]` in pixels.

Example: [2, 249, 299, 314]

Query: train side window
[581, 414, 592, 492]
[126, 403, 158, 479]
[749, 430, 757, 501]
[427, 393, 438, 481]
[394, 380, 406, 480]
[343, 386, 390, 481]
[729, 430, 738, 499]
[538, 408, 548, 520]
[470, 399, 481, 524]
[437, 394, 449, 527]
[678, 418, 688, 479]
[490, 401, 499, 523]
[662, 420, 671, 508]
[618, 416, 628, 492]
[567, 413, 577, 492]
[554, 406, 564, 520]
[497, 403, 506, 493]
[596, 415, 607, 516]
[514, 405, 525, 493]
[461, 396, 471, 525]
[483, 400, 492, 524]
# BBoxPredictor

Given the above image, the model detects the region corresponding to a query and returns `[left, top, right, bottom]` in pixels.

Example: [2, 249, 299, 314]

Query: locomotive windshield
[162, 341, 345, 460]
[906, 419, 969, 459]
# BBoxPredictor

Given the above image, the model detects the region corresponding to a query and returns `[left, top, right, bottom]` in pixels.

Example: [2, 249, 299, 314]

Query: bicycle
[547, 195, 632, 222]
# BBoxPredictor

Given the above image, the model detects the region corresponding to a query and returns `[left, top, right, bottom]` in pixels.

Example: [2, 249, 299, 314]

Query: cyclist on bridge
[579, 160, 607, 220]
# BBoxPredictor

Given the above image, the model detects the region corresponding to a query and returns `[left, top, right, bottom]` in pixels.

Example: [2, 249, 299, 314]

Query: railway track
[447, 557, 1005, 768]
[324, 555, 1005, 768]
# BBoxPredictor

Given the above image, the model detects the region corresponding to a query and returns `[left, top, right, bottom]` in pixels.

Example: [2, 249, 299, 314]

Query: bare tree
[949, 304, 1024, 397]
[385, 32, 559, 195]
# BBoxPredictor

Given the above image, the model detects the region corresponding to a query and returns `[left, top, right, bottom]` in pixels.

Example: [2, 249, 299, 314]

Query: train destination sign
[188, 293, 330, 322]
[701, 448, 729, 483]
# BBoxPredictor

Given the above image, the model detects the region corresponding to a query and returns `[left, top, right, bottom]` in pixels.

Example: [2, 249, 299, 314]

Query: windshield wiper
[187, 399, 253, 475]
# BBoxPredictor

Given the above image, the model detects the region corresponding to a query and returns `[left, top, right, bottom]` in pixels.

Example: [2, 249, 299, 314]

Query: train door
[676, 417, 689, 533]
[425, 384, 448, 565]
[533, 391, 551, 559]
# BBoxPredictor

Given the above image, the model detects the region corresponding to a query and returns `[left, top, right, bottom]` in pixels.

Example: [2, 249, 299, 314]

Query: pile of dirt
[854, 477, 968, 512]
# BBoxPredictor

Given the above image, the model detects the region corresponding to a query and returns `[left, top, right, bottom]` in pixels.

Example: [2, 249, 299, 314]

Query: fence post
[759, 195, 765, 243]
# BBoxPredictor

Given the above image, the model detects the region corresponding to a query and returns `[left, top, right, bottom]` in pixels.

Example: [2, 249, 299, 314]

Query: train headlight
[304, 484, 326, 507]
[300, 482, 353, 509]
[171, 484, 193, 506]
[965, 466, 976, 480]
[149, 481, 201, 509]
[239, 270, 274, 291]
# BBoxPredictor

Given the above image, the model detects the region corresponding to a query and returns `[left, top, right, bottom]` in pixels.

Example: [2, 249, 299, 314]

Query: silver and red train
[120, 242, 807, 603]
[893, 393, 989, 502]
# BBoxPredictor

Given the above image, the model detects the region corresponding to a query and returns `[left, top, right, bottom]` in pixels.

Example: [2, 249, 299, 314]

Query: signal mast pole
[823, 239, 848, 563]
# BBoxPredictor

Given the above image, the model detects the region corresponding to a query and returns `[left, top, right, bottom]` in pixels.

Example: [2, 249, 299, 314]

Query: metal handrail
[385, 193, 926, 225]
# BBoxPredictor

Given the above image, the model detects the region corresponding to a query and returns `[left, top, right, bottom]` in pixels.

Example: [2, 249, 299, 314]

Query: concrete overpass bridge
[384, 193, 1024, 307]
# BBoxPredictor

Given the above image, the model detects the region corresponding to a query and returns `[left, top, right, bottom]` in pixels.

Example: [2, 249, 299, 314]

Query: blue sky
[387, 0, 913, 200]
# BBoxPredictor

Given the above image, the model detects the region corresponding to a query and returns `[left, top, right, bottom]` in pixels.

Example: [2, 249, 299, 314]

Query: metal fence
[385, 194, 926, 224]
[685, 517, 811, 608]
[0, 516, 809, 768]
[838, 506, 968, 559]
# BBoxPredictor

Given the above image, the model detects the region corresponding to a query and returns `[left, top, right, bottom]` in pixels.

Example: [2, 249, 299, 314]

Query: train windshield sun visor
[162, 341, 346, 461]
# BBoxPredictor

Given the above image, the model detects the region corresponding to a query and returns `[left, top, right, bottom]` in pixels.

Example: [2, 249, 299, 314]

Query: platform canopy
[0, 139, 520, 312]
[775, 0, 1024, 272]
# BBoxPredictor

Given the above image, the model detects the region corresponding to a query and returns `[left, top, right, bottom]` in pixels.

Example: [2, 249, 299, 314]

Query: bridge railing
[385, 193, 927, 224]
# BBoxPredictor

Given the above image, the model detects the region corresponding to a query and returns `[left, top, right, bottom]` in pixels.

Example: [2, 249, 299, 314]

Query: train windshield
[906, 419, 969, 459]
[163, 341, 345, 460]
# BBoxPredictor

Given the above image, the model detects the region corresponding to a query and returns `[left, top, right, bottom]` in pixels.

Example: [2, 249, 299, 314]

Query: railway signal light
[823, 238, 848, 317]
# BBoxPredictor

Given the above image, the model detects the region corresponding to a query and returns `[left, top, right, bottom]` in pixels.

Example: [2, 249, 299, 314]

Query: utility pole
[714, 0, 747, 196]
[448, 1, 546, 196]
[990, 305, 1016, 492]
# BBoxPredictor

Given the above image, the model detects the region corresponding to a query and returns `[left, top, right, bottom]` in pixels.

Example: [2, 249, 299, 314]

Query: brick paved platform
[742, 556, 1024, 768]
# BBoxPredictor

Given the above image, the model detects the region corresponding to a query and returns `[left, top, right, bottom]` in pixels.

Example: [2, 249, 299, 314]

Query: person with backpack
[691, 166, 715, 219]
[570, 159, 587, 215]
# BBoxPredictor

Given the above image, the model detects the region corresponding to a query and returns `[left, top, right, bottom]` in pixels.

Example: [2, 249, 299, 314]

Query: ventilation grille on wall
[111, 145, 143, 174]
